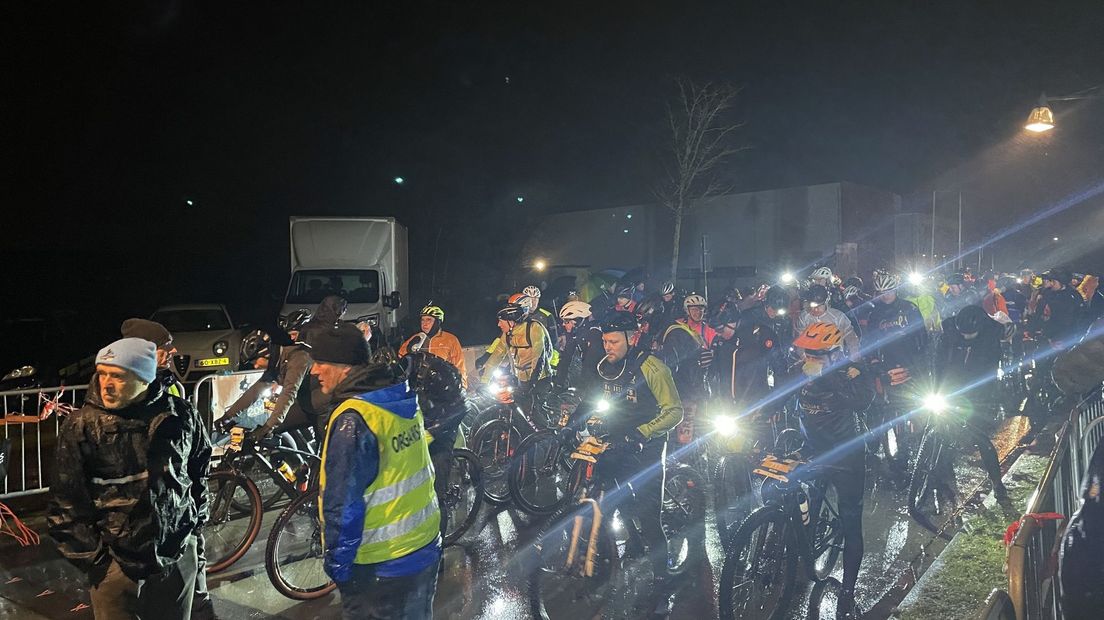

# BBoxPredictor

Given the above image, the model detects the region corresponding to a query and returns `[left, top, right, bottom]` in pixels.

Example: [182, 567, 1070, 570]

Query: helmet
[764, 286, 789, 310]
[953, 305, 988, 336]
[872, 271, 901, 292]
[803, 284, 830, 306]
[559, 300, 592, 320]
[661, 281, 676, 296]
[419, 304, 445, 322]
[509, 292, 536, 312]
[843, 285, 862, 299]
[508, 292, 527, 305]
[497, 303, 527, 323]
[522, 285, 542, 299]
[843, 276, 863, 289]
[1041, 269, 1070, 285]
[946, 272, 966, 286]
[811, 267, 833, 281]
[600, 312, 639, 334]
[793, 322, 843, 351]
[616, 286, 635, 300]
[405, 351, 466, 410]
[634, 299, 658, 321]
[683, 293, 707, 310]
[709, 305, 740, 329]
[285, 309, 313, 332]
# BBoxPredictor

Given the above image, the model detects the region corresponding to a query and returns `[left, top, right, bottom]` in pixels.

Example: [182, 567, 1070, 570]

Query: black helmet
[953, 305, 988, 336]
[1041, 269, 1070, 285]
[802, 284, 830, 306]
[497, 303, 527, 323]
[404, 351, 466, 408]
[634, 298, 659, 321]
[616, 286, 635, 300]
[284, 309, 313, 332]
[843, 276, 863, 290]
[764, 286, 789, 310]
[709, 305, 740, 329]
[601, 312, 639, 334]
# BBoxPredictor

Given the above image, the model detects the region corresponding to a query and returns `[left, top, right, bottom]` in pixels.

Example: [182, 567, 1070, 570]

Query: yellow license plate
[195, 357, 230, 368]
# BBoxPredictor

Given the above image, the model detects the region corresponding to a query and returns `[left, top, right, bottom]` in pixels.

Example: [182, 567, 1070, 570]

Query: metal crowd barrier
[999, 390, 1104, 620]
[190, 370, 265, 429]
[1, 385, 87, 499]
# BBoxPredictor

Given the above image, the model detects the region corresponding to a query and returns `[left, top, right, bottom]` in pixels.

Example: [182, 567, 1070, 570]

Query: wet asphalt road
[0, 416, 1031, 620]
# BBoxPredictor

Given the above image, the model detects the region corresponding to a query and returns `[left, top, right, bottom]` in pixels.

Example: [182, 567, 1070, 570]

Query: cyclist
[796, 284, 861, 361]
[810, 266, 844, 308]
[398, 303, 467, 387]
[792, 322, 875, 620]
[1039, 269, 1085, 350]
[614, 286, 638, 314]
[998, 276, 1027, 325]
[555, 300, 604, 390]
[588, 312, 684, 607]
[864, 270, 926, 476]
[479, 302, 553, 387]
[941, 272, 980, 322]
[660, 293, 716, 401]
[521, 285, 560, 347]
[642, 280, 680, 343]
[934, 305, 1010, 499]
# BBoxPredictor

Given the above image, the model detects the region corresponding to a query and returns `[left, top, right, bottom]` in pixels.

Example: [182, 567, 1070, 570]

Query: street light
[1023, 87, 1102, 133]
[533, 259, 547, 271]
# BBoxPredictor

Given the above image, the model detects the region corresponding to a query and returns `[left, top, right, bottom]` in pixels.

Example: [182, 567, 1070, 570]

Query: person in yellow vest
[398, 303, 468, 388]
[310, 322, 441, 619]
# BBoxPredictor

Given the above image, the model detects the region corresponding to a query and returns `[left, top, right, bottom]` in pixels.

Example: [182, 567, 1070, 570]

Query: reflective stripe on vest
[663, 321, 705, 348]
[320, 396, 441, 565]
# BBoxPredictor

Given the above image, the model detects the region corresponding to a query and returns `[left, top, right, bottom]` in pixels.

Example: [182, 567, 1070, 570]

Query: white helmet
[683, 293, 707, 311]
[522, 285, 541, 299]
[872, 271, 901, 292]
[661, 281, 676, 295]
[811, 267, 833, 281]
[843, 285, 862, 299]
[559, 300, 592, 320]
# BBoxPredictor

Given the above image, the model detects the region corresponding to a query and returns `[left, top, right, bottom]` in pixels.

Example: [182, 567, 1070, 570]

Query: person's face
[806, 302, 827, 318]
[687, 306, 705, 322]
[880, 291, 897, 303]
[813, 277, 829, 287]
[1044, 279, 1060, 290]
[563, 318, 577, 333]
[420, 316, 436, 333]
[96, 364, 149, 410]
[155, 341, 177, 369]
[602, 332, 630, 363]
[497, 319, 512, 333]
[310, 361, 353, 395]
[719, 323, 737, 341]
[663, 293, 674, 302]
[948, 284, 962, 296]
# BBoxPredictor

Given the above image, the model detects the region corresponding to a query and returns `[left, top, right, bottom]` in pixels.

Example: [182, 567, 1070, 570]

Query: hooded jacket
[48, 378, 211, 582]
[398, 324, 467, 387]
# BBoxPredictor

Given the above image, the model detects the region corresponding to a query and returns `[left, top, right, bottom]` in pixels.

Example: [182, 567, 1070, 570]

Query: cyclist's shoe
[836, 589, 861, 619]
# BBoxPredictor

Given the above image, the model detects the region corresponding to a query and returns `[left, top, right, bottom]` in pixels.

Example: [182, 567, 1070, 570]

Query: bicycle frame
[218, 432, 322, 500]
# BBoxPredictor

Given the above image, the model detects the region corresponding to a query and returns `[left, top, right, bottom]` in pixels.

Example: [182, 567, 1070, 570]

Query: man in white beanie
[49, 338, 211, 620]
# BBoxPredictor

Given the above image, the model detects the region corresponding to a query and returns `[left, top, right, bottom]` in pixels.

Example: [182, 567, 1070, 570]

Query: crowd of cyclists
[210, 261, 1103, 619]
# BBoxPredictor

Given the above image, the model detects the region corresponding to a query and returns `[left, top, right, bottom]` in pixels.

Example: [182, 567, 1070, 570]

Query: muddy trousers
[89, 535, 198, 620]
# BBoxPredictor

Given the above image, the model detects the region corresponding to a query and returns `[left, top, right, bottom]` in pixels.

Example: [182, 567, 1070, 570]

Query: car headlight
[213, 341, 229, 356]
[712, 414, 739, 437]
[921, 393, 949, 415]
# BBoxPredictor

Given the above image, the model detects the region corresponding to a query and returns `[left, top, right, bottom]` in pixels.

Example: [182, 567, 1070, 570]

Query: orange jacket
[399, 330, 467, 387]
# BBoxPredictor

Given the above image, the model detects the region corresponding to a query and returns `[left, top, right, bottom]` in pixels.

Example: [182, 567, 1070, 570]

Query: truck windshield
[151, 309, 231, 332]
[287, 269, 380, 305]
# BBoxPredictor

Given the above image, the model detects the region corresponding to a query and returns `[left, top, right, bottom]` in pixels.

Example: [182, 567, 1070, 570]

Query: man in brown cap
[121, 318, 185, 398]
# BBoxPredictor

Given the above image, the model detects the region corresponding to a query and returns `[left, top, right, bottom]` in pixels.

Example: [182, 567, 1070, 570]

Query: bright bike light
[713, 415, 739, 437]
[922, 393, 949, 415]
[776, 308, 787, 316]
[595, 399, 611, 413]
[908, 272, 924, 286]
[780, 272, 796, 284]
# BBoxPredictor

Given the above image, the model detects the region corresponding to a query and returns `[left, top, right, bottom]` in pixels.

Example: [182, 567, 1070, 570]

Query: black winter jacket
[48, 379, 211, 582]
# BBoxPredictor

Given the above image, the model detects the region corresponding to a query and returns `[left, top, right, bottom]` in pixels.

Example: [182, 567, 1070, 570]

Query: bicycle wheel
[718, 506, 797, 620]
[238, 454, 287, 511]
[264, 490, 336, 600]
[662, 464, 706, 577]
[808, 481, 843, 581]
[509, 430, 575, 516]
[908, 428, 958, 539]
[528, 492, 621, 619]
[714, 455, 757, 547]
[205, 471, 263, 573]
[471, 418, 524, 505]
[442, 448, 484, 545]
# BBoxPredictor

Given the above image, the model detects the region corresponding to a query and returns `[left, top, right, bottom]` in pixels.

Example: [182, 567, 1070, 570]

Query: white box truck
[281, 216, 409, 343]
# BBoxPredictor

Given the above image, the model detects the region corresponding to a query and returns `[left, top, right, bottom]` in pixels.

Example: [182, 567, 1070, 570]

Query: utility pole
[700, 234, 711, 300]
[931, 191, 937, 269]
[957, 192, 963, 271]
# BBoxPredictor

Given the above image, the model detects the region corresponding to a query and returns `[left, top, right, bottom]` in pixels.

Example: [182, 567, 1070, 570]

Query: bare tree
[656, 79, 745, 278]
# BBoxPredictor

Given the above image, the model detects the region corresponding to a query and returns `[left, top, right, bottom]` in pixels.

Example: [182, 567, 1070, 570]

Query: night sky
[6, 1, 1104, 370]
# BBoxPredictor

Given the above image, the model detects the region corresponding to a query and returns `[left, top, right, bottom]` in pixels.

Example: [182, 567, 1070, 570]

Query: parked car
[150, 304, 245, 383]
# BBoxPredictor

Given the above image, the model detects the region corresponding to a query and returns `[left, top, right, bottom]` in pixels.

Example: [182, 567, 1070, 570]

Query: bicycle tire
[808, 481, 843, 581]
[508, 429, 574, 516]
[471, 418, 524, 505]
[908, 427, 958, 540]
[714, 455, 756, 548]
[528, 490, 622, 619]
[264, 490, 336, 600]
[718, 506, 797, 620]
[442, 448, 484, 545]
[237, 454, 287, 511]
[662, 464, 706, 577]
[205, 471, 263, 573]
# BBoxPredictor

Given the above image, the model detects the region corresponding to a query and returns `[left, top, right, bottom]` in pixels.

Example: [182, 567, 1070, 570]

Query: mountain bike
[205, 428, 319, 573]
[718, 447, 845, 620]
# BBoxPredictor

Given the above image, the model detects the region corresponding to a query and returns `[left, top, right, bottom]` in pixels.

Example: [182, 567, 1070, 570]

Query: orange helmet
[508, 292, 526, 304]
[793, 322, 843, 351]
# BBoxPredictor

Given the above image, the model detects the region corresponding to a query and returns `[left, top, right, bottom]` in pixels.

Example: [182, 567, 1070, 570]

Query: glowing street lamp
[533, 258, 547, 272]
[1024, 94, 1055, 133]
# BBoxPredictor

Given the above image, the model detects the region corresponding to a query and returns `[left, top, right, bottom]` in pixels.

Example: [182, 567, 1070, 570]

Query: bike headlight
[213, 340, 229, 356]
[713, 414, 739, 437]
[491, 368, 503, 380]
[780, 272, 796, 284]
[922, 393, 949, 415]
[908, 272, 924, 286]
[595, 399, 611, 413]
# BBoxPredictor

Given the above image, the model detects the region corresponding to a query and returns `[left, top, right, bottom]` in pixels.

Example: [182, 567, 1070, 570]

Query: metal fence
[1, 385, 87, 499]
[998, 389, 1104, 620]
